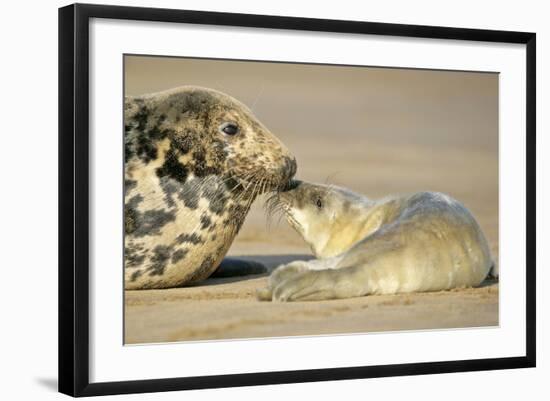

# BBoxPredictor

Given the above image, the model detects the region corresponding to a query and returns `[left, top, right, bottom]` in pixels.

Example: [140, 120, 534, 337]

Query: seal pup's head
[271, 180, 373, 258]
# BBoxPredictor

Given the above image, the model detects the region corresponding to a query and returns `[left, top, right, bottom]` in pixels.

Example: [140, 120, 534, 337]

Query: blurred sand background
[124, 55, 499, 344]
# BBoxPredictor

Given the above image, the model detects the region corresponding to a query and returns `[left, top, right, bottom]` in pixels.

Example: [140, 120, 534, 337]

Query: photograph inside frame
[123, 54, 499, 345]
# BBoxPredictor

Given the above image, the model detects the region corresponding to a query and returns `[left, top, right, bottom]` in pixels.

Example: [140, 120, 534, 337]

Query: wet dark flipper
[211, 257, 268, 278]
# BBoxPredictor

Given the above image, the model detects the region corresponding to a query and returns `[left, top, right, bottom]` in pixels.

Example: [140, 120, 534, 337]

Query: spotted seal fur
[124, 86, 296, 290]
[259, 181, 495, 301]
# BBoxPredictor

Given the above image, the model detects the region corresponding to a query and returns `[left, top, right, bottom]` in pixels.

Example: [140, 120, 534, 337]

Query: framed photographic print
[58, 3, 536, 397]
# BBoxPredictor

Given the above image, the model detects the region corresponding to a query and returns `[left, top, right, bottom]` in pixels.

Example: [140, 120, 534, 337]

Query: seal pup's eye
[316, 198, 323, 209]
[220, 123, 239, 136]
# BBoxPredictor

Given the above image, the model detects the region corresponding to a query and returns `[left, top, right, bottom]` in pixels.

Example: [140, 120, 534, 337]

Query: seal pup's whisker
[264, 192, 291, 229]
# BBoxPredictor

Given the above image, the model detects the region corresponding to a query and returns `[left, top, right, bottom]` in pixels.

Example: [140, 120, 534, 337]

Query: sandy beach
[124, 57, 499, 344]
[125, 268, 498, 344]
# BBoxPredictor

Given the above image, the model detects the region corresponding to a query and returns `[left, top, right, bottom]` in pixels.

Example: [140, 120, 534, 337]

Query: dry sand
[124, 56, 499, 344]
[125, 269, 498, 344]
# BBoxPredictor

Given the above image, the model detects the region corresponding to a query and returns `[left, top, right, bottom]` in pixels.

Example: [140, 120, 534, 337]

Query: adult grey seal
[259, 181, 495, 301]
[124, 86, 296, 290]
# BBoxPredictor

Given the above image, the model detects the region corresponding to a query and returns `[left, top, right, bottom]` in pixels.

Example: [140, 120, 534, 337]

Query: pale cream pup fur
[259, 181, 494, 302]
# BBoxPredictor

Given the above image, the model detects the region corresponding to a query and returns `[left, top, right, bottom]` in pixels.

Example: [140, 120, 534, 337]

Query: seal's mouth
[280, 179, 301, 192]
[229, 155, 297, 198]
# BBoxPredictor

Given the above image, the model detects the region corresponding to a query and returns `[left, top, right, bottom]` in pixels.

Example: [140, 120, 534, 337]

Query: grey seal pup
[259, 181, 495, 301]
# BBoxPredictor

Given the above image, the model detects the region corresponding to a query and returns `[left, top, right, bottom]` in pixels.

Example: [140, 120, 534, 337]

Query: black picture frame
[58, 3, 536, 397]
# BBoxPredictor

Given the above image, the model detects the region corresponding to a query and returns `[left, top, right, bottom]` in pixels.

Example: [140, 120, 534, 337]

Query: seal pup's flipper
[211, 257, 267, 278]
[256, 287, 273, 301]
[488, 261, 499, 279]
[256, 260, 312, 301]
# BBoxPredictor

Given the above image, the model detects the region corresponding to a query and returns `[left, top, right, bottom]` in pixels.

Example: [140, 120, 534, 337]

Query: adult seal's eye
[316, 198, 323, 209]
[220, 123, 239, 136]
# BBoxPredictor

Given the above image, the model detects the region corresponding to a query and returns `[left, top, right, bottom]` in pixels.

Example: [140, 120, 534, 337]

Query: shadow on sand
[194, 254, 313, 287]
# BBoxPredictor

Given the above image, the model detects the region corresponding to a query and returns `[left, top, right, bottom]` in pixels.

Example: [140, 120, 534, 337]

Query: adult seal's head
[124, 86, 296, 289]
